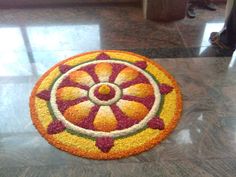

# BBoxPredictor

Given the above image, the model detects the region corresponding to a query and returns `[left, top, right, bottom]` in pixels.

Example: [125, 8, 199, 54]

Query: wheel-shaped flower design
[30, 51, 182, 159]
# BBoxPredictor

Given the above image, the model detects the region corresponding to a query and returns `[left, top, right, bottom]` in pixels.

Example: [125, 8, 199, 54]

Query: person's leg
[202, 0, 217, 11]
[187, 1, 196, 18]
[219, 0, 236, 49]
[224, 0, 234, 23]
[210, 0, 236, 49]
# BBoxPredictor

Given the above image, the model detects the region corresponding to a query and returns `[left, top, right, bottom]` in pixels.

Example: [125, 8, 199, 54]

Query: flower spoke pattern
[110, 105, 139, 129]
[54, 60, 156, 133]
[63, 101, 95, 124]
[32, 51, 181, 157]
[114, 67, 139, 85]
[123, 83, 154, 98]
[95, 63, 113, 82]
[56, 87, 87, 101]
[69, 70, 95, 87]
[116, 100, 149, 121]
[93, 106, 118, 132]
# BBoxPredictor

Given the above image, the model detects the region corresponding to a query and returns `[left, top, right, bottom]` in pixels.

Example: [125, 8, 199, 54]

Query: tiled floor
[0, 3, 236, 177]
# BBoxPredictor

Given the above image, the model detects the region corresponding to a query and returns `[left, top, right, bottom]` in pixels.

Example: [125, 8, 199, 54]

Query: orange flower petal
[115, 67, 139, 85]
[93, 106, 118, 132]
[69, 70, 94, 86]
[63, 101, 94, 124]
[56, 87, 87, 101]
[123, 83, 154, 98]
[116, 100, 149, 121]
[95, 63, 113, 82]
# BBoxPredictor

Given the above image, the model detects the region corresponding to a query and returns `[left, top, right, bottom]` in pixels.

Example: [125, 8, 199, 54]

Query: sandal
[187, 4, 196, 18]
[209, 32, 219, 42]
[209, 32, 231, 50]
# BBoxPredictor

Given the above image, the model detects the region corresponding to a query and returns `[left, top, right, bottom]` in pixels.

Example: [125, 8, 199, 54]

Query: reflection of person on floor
[187, 0, 217, 18]
[210, 0, 236, 50]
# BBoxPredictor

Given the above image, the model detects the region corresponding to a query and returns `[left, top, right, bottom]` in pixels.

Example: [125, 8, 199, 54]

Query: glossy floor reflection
[1, 55, 236, 176]
[1, 3, 236, 177]
[0, 3, 230, 59]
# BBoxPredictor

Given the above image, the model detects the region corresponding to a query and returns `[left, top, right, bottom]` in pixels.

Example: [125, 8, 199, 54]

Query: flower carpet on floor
[29, 50, 182, 160]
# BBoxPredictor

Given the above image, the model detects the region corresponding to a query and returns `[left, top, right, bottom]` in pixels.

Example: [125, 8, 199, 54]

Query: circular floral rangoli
[30, 50, 182, 160]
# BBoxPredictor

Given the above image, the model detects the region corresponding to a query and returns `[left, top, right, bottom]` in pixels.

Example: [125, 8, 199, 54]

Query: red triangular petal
[47, 120, 66, 134]
[159, 84, 173, 95]
[134, 61, 147, 69]
[59, 65, 72, 74]
[36, 90, 51, 101]
[96, 52, 111, 60]
[147, 117, 165, 130]
[95, 137, 114, 153]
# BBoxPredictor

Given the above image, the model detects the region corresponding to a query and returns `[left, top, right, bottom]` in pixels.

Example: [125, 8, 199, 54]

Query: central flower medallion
[89, 83, 122, 105]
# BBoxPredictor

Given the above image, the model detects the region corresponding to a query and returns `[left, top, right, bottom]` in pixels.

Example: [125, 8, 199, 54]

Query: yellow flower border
[29, 50, 182, 160]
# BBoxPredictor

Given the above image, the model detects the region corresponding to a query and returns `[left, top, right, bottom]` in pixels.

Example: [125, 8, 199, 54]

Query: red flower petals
[134, 61, 147, 69]
[109, 63, 126, 82]
[159, 84, 173, 95]
[147, 117, 165, 130]
[36, 90, 51, 101]
[58, 77, 90, 90]
[110, 105, 140, 130]
[80, 64, 99, 83]
[77, 105, 100, 130]
[119, 74, 149, 89]
[59, 65, 72, 74]
[122, 95, 155, 110]
[96, 52, 111, 60]
[96, 137, 114, 153]
[117, 118, 138, 130]
[47, 120, 66, 134]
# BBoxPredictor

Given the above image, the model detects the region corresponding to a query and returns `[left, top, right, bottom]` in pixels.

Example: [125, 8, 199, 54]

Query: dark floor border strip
[0, 1, 141, 9]
[122, 46, 234, 58]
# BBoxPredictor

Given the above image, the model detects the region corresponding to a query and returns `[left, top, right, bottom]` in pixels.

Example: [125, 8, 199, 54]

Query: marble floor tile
[0, 56, 236, 177]
[176, 22, 224, 48]
[0, 3, 236, 177]
[0, 158, 236, 177]
[0, 3, 231, 59]
[176, 4, 225, 48]
[0, 5, 184, 54]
